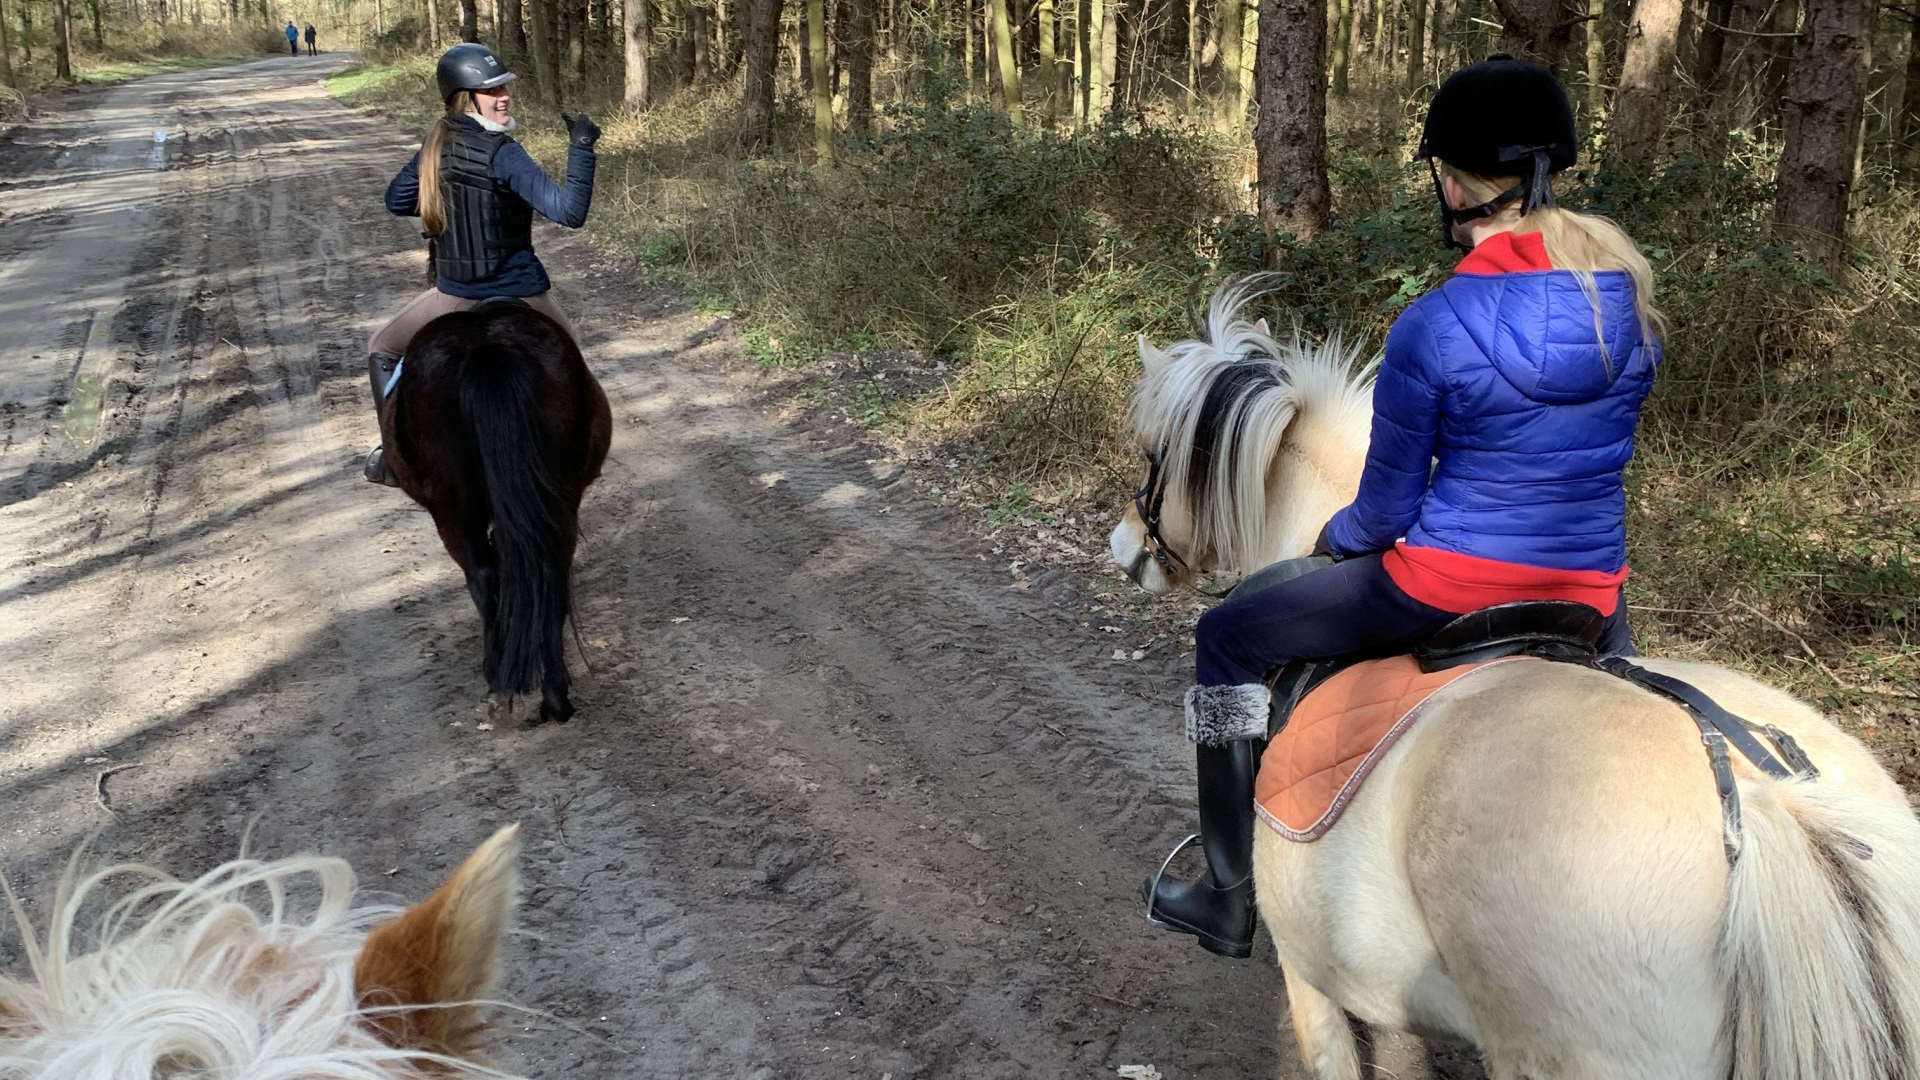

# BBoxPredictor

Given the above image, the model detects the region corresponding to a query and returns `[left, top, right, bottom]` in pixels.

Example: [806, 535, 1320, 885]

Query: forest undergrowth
[335, 58, 1920, 770]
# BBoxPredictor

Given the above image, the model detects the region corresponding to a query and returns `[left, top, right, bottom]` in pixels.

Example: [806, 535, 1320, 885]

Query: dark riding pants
[1193, 554, 1634, 688]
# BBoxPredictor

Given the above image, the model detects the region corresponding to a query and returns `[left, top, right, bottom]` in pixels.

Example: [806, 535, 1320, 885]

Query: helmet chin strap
[1427, 149, 1555, 252]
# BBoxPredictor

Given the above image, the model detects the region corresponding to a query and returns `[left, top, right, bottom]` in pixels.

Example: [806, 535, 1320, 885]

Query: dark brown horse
[380, 300, 611, 725]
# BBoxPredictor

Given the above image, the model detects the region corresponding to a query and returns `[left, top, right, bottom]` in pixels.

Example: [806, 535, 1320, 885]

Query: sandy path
[0, 57, 1477, 1079]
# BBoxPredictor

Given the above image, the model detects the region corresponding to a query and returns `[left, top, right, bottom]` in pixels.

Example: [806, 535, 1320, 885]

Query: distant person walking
[284, 21, 299, 55]
[304, 23, 317, 54]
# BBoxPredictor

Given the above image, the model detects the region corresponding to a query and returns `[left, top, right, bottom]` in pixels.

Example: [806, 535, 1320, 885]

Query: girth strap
[1589, 655, 1821, 865]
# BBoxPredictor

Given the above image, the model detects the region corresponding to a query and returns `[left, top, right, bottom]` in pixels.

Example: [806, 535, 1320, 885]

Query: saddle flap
[1414, 600, 1605, 672]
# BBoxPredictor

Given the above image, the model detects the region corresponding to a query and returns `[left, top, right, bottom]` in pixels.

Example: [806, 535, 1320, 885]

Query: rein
[1128, 448, 1189, 582]
[1127, 448, 1235, 599]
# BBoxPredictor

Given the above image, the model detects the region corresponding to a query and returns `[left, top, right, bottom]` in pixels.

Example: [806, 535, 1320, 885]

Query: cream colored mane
[0, 849, 519, 1079]
[1127, 280, 1378, 574]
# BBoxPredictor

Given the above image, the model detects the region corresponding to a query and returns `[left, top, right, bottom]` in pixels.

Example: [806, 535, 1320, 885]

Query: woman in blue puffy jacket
[361, 42, 600, 486]
[1145, 56, 1664, 959]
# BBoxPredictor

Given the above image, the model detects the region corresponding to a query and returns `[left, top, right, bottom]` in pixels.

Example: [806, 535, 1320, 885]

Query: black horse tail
[459, 350, 573, 698]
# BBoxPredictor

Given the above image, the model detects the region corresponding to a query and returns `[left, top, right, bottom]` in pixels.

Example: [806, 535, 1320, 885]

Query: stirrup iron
[1144, 833, 1202, 927]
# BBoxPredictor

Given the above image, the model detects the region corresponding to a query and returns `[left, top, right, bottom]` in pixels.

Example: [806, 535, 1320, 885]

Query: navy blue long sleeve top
[385, 116, 596, 299]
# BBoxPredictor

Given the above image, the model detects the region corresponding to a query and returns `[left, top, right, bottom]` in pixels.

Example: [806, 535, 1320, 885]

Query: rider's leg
[1596, 587, 1636, 657]
[1147, 555, 1457, 957]
[519, 291, 578, 344]
[364, 289, 465, 485]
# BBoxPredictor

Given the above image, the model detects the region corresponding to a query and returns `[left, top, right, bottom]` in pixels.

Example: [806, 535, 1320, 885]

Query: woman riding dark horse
[363, 41, 600, 487]
[366, 43, 612, 724]
[1145, 56, 1664, 958]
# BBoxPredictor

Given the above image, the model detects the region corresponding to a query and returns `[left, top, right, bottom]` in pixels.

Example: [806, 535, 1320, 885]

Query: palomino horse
[383, 302, 613, 725]
[1111, 282, 1920, 1080]
[0, 826, 524, 1077]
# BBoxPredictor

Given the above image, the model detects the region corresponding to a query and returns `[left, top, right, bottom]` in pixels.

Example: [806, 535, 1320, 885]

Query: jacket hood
[1439, 270, 1646, 405]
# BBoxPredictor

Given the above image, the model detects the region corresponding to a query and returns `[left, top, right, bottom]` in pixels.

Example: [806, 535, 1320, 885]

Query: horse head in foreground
[0, 825, 525, 1078]
[383, 301, 612, 726]
[1114, 281, 1920, 1080]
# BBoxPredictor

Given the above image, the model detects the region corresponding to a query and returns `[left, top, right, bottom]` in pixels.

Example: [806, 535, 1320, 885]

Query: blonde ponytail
[416, 90, 476, 238]
[1441, 162, 1666, 347]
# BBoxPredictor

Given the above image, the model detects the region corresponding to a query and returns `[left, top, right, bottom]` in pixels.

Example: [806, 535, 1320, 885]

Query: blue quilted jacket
[1322, 258, 1659, 573]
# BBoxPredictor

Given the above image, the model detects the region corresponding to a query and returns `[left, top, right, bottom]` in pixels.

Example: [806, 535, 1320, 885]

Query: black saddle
[1228, 557, 1606, 739]
[468, 296, 531, 314]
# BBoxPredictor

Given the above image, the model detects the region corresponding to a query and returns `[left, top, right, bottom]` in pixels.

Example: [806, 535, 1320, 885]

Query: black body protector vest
[432, 126, 534, 284]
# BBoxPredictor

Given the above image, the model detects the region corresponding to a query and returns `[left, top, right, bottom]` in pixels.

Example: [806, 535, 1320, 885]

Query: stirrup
[1143, 833, 1202, 927]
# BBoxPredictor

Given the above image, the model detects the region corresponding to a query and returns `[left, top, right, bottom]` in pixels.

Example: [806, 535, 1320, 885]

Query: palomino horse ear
[354, 824, 521, 1058]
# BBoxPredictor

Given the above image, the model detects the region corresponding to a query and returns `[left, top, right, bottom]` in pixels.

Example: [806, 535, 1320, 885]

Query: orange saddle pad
[1255, 655, 1532, 841]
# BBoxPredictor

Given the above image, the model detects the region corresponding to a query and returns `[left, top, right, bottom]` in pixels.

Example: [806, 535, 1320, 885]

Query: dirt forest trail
[0, 57, 1475, 1078]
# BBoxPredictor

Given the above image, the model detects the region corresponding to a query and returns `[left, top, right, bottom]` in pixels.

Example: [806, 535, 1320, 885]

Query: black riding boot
[1144, 738, 1260, 958]
[363, 352, 401, 487]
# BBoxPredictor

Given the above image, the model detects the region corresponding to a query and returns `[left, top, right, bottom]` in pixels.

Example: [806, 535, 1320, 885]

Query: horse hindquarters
[1258, 665, 1736, 1079]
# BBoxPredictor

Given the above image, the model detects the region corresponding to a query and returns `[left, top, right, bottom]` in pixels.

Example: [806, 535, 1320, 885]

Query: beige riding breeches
[367, 288, 578, 357]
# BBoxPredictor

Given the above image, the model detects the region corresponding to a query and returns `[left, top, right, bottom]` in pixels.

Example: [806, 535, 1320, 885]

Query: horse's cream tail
[1283, 965, 1362, 1080]
[1723, 777, 1920, 1080]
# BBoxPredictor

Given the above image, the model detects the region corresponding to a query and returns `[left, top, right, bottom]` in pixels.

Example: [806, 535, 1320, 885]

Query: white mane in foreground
[0, 839, 521, 1080]
[1127, 279, 1378, 572]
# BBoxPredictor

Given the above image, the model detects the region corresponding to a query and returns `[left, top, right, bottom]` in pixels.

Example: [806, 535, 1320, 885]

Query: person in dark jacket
[284, 21, 299, 55]
[362, 42, 600, 486]
[303, 23, 317, 54]
[1144, 56, 1665, 959]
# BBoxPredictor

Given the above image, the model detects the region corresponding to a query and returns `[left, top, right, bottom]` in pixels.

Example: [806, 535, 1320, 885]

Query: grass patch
[71, 55, 242, 85]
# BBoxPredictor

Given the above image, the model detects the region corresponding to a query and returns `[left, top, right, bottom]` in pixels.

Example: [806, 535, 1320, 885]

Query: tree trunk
[428, 0, 443, 47]
[1491, 0, 1573, 69]
[807, 0, 832, 155]
[501, 0, 528, 64]
[530, 0, 556, 93]
[1899, 7, 1920, 179]
[623, 0, 649, 103]
[1040, 0, 1059, 115]
[1604, 0, 1683, 171]
[1073, 0, 1087, 119]
[691, 2, 712, 80]
[461, 0, 478, 38]
[1582, 0, 1604, 115]
[1331, 0, 1349, 93]
[990, 0, 1022, 117]
[1772, 0, 1869, 267]
[0, 0, 11, 89]
[1099, 0, 1118, 111]
[742, 0, 781, 147]
[1406, 0, 1425, 87]
[1253, 0, 1329, 248]
[1186, 0, 1200, 105]
[55, 0, 72, 79]
[845, 0, 873, 133]
[86, 0, 100, 45]
[568, 0, 587, 91]
[1218, 0, 1242, 121]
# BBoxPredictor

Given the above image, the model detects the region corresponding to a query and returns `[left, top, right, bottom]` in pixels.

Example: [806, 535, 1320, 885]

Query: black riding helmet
[435, 42, 517, 104]
[1418, 55, 1577, 248]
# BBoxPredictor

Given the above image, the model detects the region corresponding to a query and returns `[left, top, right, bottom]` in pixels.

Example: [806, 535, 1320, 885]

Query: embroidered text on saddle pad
[1255, 655, 1533, 841]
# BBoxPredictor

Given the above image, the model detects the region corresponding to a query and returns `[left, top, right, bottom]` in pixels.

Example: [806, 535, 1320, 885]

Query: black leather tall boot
[363, 352, 401, 487]
[1144, 738, 1259, 958]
